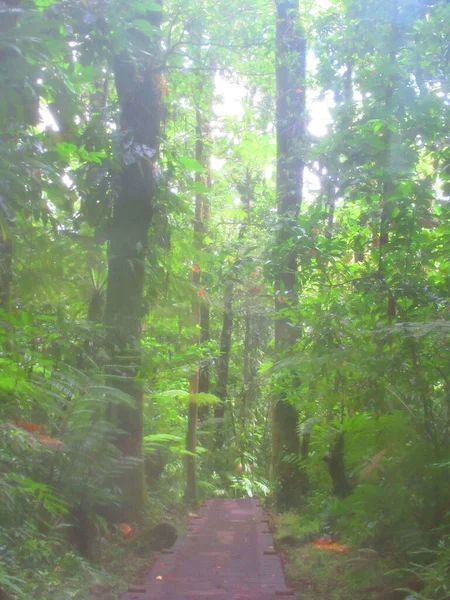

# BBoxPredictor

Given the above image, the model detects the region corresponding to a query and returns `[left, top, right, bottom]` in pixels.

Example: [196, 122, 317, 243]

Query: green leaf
[193, 392, 220, 406]
[144, 433, 181, 443]
[153, 389, 190, 401]
[191, 181, 210, 193]
[258, 361, 273, 374]
[178, 157, 205, 172]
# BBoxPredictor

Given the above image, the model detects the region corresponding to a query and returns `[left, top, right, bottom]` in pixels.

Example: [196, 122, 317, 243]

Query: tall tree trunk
[272, 0, 306, 509]
[198, 118, 212, 415]
[185, 362, 199, 505]
[240, 307, 259, 434]
[185, 94, 211, 503]
[198, 304, 210, 393]
[238, 170, 258, 435]
[197, 301, 210, 421]
[104, 3, 162, 522]
[380, 1, 399, 322]
[214, 279, 234, 452]
[0, 0, 33, 310]
[185, 179, 202, 503]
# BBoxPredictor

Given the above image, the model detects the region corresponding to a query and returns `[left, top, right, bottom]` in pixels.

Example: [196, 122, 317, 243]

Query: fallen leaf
[36, 434, 64, 451]
[119, 523, 134, 537]
[313, 538, 349, 552]
[14, 420, 45, 434]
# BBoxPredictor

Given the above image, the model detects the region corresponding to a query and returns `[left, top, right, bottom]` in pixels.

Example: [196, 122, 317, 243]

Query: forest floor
[272, 512, 417, 600]
[122, 498, 292, 600]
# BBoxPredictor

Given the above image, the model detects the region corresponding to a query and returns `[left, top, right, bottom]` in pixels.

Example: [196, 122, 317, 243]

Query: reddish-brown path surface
[124, 498, 293, 600]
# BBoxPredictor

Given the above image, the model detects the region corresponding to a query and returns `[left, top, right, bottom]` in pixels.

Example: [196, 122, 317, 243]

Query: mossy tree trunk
[272, 0, 306, 509]
[104, 3, 162, 523]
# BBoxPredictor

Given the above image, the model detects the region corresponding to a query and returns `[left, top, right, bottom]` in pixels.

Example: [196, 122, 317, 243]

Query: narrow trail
[124, 498, 293, 600]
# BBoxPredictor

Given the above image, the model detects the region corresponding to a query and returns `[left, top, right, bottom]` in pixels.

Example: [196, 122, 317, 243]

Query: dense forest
[1, 0, 449, 598]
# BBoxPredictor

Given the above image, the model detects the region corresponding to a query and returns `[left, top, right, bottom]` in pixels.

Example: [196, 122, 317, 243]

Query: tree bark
[198, 304, 210, 394]
[185, 93, 211, 502]
[272, 0, 306, 509]
[0, 234, 12, 310]
[198, 112, 212, 407]
[324, 432, 352, 498]
[185, 372, 199, 505]
[197, 302, 210, 421]
[380, 1, 399, 322]
[104, 3, 162, 522]
[214, 279, 234, 451]
[0, 0, 37, 310]
[185, 182, 202, 503]
[240, 307, 259, 434]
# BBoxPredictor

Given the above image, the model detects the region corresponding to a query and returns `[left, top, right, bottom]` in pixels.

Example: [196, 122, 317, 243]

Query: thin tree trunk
[198, 304, 210, 393]
[185, 163, 203, 502]
[104, 3, 162, 523]
[380, 1, 399, 322]
[198, 131, 212, 407]
[185, 364, 199, 504]
[240, 307, 259, 434]
[185, 92, 211, 502]
[272, 0, 307, 509]
[197, 301, 210, 421]
[241, 307, 252, 431]
[0, 233, 12, 309]
[198, 118, 212, 399]
[214, 279, 234, 451]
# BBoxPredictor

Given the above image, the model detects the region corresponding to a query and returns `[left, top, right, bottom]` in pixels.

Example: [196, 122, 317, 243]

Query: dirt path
[124, 498, 293, 600]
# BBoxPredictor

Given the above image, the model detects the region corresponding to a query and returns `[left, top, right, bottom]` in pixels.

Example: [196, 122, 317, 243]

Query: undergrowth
[0, 494, 186, 600]
[273, 512, 419, 600]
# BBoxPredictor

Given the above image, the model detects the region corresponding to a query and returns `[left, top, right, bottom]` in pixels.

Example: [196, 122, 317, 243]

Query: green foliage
[1, 0, 450, 596]
[400, 536, 450, 600]
[284, 540, 403, 600]
[274, 511, 321, 545]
